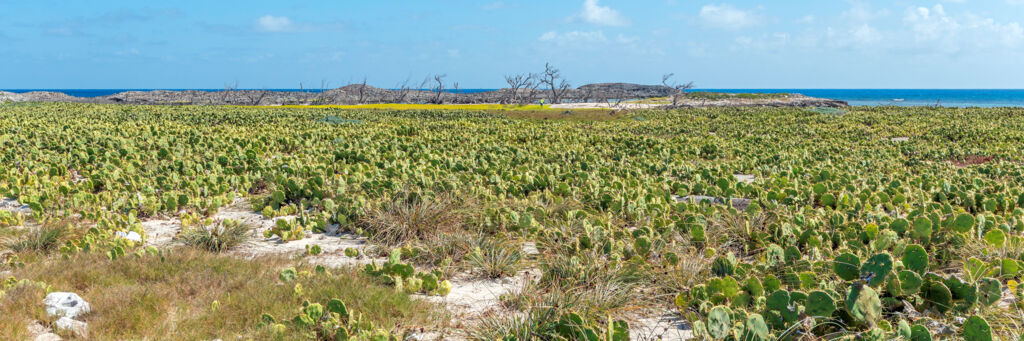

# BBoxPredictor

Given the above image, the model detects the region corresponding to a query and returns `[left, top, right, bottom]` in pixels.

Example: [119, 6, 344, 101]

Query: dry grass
[177, 219, 251, 252]
[3, 223, 68, 253]
[0, 249, 444, 339]
[465, 237, 523, 279]
[360, 191, 465, 246]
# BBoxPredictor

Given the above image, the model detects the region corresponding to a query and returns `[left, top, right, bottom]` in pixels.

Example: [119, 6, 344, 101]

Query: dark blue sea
[5, 88, 1024, 107]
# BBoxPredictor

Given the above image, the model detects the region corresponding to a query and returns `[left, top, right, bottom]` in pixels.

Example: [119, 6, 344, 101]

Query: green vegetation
[2, 103, 1024, 339]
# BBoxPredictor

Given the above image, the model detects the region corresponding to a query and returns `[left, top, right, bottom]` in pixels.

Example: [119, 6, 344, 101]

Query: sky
[1, 0, 1023, 89]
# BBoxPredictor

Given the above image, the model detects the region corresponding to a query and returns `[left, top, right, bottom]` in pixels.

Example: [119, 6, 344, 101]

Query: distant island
[1, 83, 847, 108]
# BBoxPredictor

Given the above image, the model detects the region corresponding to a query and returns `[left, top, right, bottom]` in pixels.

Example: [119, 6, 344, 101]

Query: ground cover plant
[2, 103, 1024, 339]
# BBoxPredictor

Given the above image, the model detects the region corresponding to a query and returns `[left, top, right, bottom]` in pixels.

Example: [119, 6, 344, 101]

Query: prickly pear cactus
[742, 313, 770, 341]
[977, 278, 1001, 307]
[962, 315, 993, 341]
[901, 244, 928, 275]
[805, 290, 836, 317]
[846, 284, 881, 324]
[707, 305, 732, 339]
[860, 253, 893, 287]
[834, 252, 861, 281]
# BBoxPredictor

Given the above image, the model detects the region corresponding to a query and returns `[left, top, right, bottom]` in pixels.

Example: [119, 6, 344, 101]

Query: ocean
[4, 88, 1024, 107]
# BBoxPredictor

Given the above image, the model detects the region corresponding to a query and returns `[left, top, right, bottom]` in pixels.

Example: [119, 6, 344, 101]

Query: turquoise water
[701, 89, 1024, 107]
[5, 88, 1024, 107]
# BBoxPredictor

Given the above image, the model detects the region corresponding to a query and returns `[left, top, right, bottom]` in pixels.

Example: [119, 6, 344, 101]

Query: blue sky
[1, 0, 1023, 89]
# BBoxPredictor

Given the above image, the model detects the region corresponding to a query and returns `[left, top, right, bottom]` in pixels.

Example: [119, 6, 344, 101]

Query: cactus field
[3, 102, 1024, 340]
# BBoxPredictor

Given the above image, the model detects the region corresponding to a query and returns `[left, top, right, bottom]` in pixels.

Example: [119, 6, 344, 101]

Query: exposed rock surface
[1, 84, 847, 108]
[43, 292, 91, 319]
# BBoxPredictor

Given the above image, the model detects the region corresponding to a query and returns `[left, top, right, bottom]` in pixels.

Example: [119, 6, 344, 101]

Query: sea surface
[5, 88, 1024, 107]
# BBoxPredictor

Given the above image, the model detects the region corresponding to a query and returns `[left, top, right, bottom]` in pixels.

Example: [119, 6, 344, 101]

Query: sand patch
[629, 311, 693, 341]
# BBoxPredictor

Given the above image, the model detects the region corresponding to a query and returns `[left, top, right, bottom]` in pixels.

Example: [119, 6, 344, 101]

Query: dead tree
[661, 73, 695, 107]
[390, 79, 412, 103]
[541, 63, 570, 104]
[430, 74, 446, 104]
[356, 77, 368, 104]
[451, 82, 459, 103]
[504, 73, 537, 104]
[312, 80, 329, 105]
[245, 89, 268, 105]
[222, 80, 238, 104]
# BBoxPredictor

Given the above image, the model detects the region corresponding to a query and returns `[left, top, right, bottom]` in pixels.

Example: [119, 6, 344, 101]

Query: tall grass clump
[177, 219, 250, 252]
[360, 190, 464, 246]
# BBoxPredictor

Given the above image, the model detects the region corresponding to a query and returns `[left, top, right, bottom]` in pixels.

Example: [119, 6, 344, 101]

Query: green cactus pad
[846, 284, 881, 323]
[742, 313, 770, 341]
[805, 290, 836, 317]
[902, 244, 928, 275]
[962, 316, 993, 341]
[977, 277, 1001, 307]
[834, 252, 861, 281]
[860, 253, 894, 287]
[952, 213, 976, 233]
[707, 305, 732, 339]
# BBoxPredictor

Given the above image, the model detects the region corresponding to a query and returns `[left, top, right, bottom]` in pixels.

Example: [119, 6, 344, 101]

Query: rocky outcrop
[0, 84, 847, 108]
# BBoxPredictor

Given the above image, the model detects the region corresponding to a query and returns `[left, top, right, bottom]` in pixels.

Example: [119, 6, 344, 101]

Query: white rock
[33, 333, 61, 341]
[55, 317, 87, 338]
[43, 292, 91, 319]
[115, 231, 143, 242]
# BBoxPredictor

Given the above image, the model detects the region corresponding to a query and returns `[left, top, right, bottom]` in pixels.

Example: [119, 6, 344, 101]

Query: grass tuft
[360, 190, 464, 246]
[4, 224, 68, 253]
[177, 219, 250, 252]
[465, 237, 522, 279]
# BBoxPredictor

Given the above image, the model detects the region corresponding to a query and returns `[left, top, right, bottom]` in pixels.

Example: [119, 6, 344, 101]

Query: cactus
[404, 277, 423, 294]
[922, 280, 953, 313]
[977, 277, 1001, 307]
[845, 283, 881, 324]
[707, 305, 732, 339]
[910, 324, 932, 341]
[983, 229, 1006, 248]
[327, 298, 349, 319]
[860, 253, 893, 287]
[953, 213, 975, 233]
[437, 280, 452, 296]
[834, 252, 861, 281]
[344, 247, 359, 258]
[279, 268, 296, 282]
[912, 217, 932, 243]
[711, 255, 736, 277]
[898, 270, 923, 295]
[962, 316, 993, 341]
[897, 320, 912, 339]
[742, 313, 770, 341]
[805, 290, 836, 317]
[902, 244, 928, 275]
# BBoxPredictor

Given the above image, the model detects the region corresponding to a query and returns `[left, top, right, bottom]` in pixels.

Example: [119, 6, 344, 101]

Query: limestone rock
[43, 292, 91, 319]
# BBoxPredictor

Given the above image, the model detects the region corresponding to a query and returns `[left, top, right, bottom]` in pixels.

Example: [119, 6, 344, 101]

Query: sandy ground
[141, 198, 383, 267]
[0, 198, 31, 214]
[629, 312, 694, 341]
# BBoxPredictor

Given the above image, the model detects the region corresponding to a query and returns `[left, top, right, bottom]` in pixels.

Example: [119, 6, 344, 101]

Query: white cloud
[539, 30, 608, 45]
[797, 15, 816, 24]
[699, 4, 760, 30]
[902, 4, 1023, 51]
[851, 24, 881, 44]
[578, 0, 630, 26]
[257, 15, 293, 32]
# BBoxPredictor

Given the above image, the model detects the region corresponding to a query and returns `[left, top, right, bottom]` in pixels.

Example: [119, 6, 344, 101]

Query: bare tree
[504, 73, 537, 104]
[244, 89, 268, 105]
[222, 80, 238, 104]
[430, 74, 446, 104]
[661, 73, 695, 107]
[540, 63, 570, 104]
[356, 77, 368, 104]
[390, 78, 412, 103]
[313, 79, 330, 105]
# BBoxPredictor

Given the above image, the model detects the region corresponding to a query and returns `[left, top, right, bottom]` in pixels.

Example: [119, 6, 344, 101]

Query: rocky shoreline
[1, 83, 848, 108]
